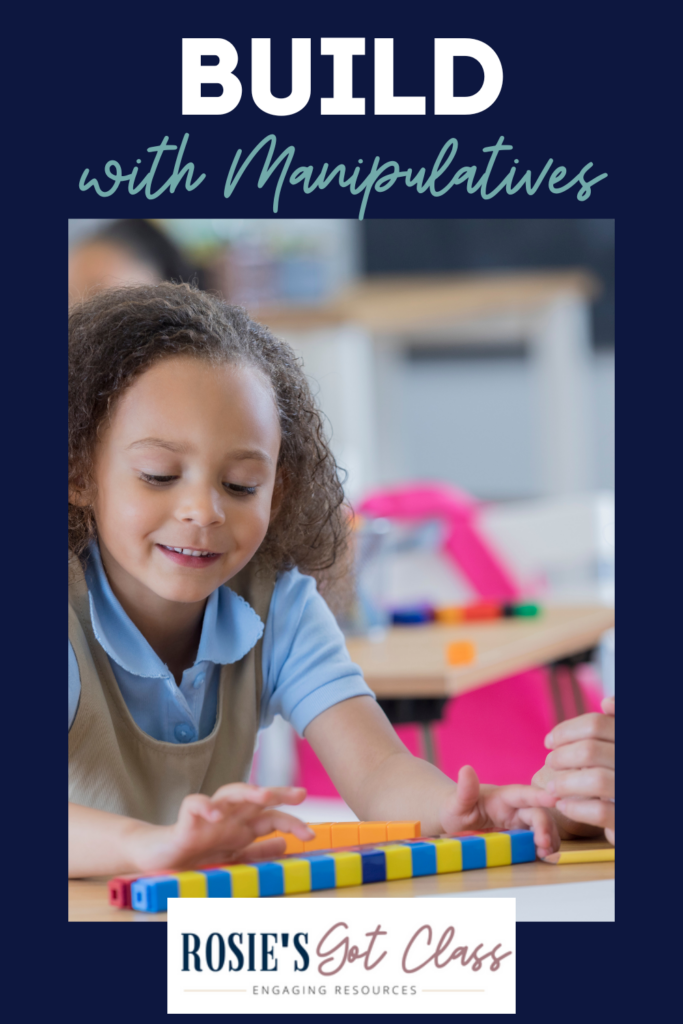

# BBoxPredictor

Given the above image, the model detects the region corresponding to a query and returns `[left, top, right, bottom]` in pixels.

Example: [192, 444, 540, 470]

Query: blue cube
[407, 841, 438, 877]
[507, 829, 536, 864]
[361, 849, 386, 884]
[256, 861, 284, 897]
[459, 836, 487, 870]
[131, 876, 179, 913]
[203, 869, 232, 898]
[304, 855, 336, 891]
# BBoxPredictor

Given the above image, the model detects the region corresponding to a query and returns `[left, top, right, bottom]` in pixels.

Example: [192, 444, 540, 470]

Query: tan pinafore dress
[68, 558, 274, 825]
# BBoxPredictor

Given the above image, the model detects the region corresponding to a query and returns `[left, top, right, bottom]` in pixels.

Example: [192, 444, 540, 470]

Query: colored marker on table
[396, 601, 541, 625]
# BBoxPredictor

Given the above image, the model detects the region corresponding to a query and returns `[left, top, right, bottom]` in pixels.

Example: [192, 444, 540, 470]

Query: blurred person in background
[69, 220, 203, 303]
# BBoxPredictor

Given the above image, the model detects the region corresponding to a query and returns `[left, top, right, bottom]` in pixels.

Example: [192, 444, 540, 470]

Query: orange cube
[446, 641, 476, 667]
[386, 821, 421, 840]
[358, 821, 388, 845]
[303, 823, 332, 852]
[282, 833, 305, 854]
[252, 830, 280, 844]
[331, 822, 360, 847]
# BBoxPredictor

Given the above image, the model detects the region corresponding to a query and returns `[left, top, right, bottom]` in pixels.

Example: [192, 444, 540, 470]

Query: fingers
[206, 787, 308, 829]
[555, 798, 614, 832]
[235, 837, 287, 862]
[210, 783, 307, 808]
[179, 793, 223, 825]
[178, 793, 314, 840]
[601, 696, 615, 716]
[497, 783, 558, 809]
[439, 767, 485, 835]
[453, 765, 481, 814]
[546, 767, 614, 800]
[439, 766, 485, 834]
[545, 712, 614, 750]
[172, 796, 313, 871]
[251, 810, 315, 841]
[546, 738, 614, 772]
[530, 765, 552, 790]
[516, 807, 560, 859]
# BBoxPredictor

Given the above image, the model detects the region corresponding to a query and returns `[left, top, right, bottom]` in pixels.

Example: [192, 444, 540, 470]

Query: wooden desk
[68, 840, 614, 921]
[345, 605, 614, 699]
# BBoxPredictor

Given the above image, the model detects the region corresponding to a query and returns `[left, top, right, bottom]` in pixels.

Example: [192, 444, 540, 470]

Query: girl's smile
[157, 545, 223, 568]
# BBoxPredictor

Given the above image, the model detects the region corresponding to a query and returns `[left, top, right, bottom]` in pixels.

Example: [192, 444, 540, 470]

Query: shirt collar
[85, 542, 265, 679]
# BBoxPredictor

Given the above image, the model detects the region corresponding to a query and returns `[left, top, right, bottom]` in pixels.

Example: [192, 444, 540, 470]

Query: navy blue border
[9, 0, 667, 1018]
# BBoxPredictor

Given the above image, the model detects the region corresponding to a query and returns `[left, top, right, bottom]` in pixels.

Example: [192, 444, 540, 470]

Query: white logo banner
[167, 897, 515, 1014]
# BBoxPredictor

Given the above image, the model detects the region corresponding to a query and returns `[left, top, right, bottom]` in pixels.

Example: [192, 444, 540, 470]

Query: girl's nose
[176, 485, 225, 528]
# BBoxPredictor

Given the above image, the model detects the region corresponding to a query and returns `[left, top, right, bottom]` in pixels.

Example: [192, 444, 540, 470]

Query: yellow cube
[483, 832, 512, 867]
[383, 845, 413, 880]
[279, 859, 312, 894]
[176, 871, 208, 898]
[433, 838, 463, 874]
[227, 864, 259, 898]
[333, 852, 363, 887]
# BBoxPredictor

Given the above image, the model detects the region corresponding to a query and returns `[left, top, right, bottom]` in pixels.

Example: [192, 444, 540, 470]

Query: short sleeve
[68, 641, 82, 731]
[260, 569, 375, 736]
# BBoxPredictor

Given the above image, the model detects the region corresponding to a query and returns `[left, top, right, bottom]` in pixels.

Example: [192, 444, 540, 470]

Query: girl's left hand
[439, 765, 560, 859]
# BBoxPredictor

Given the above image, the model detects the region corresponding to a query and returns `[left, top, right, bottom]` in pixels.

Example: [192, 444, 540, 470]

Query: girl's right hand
[128, 784, 314, 873]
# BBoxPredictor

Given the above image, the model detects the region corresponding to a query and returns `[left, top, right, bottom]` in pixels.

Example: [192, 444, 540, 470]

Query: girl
[68, 282, 560, 878]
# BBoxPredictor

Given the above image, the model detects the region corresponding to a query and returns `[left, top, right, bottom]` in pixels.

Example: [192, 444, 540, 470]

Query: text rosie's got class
[181, 922, 512, 976]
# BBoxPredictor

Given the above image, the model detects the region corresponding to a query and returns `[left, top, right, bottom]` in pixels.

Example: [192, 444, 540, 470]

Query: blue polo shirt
[68, 543, 373, 743]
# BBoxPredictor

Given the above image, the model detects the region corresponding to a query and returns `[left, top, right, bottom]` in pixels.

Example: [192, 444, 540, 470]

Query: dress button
[193, 672, 206, 689]
[174, 723, 196, 743]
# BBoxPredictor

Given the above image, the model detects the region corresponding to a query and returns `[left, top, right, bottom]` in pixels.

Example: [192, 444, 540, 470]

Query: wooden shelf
[251, 270, 601, 335]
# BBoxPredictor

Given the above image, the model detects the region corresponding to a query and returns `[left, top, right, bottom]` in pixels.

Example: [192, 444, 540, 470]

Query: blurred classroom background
[69, 218, 615, 820]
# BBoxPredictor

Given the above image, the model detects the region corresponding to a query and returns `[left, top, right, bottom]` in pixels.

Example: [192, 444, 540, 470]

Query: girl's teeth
[168, 546, 212, 557]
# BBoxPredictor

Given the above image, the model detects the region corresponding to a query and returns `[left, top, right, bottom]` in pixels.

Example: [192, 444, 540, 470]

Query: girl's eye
[140, 473, 178, 485]
[139, 474, 256, 495]
[225, 481, 258, 493]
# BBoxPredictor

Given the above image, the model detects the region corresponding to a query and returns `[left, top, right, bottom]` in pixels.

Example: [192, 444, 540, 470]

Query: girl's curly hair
[68, 282, 351, 595]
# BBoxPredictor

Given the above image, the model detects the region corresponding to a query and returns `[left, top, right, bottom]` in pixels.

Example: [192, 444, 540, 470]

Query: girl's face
[85, 356, 281, 609]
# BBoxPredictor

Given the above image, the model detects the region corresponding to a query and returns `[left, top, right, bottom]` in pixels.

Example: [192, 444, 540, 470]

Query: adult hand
[533, 697, 614, 843]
